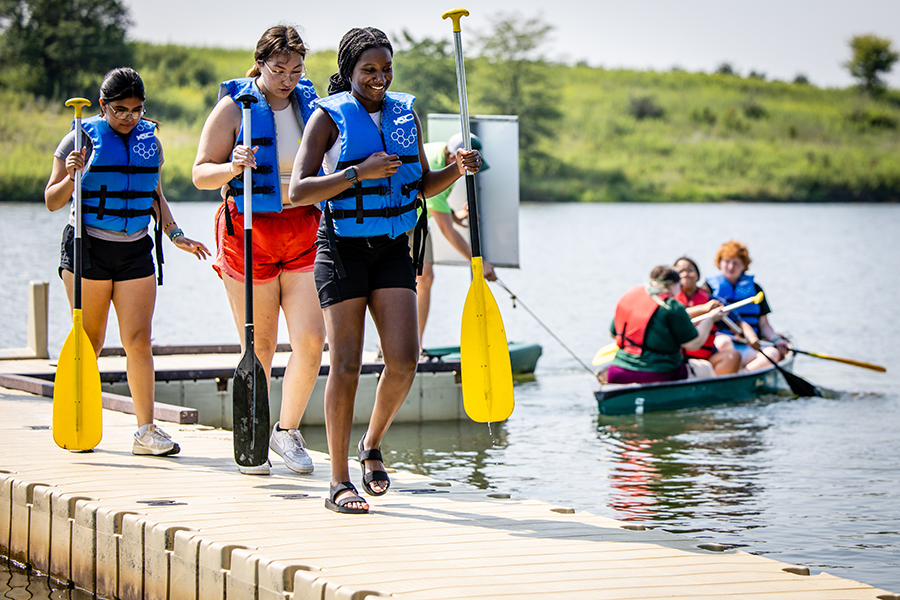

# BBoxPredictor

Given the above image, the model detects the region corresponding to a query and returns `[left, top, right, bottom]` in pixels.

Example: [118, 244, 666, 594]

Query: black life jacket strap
[82, 189, 156, 201]
[152, 191, 164, 286]
[88, 165, 158, 174]
[225, 184, 276, 198]
[328, 198, 419, 221]
[323, 204, 347, 279]
[411, 198, 427, 276]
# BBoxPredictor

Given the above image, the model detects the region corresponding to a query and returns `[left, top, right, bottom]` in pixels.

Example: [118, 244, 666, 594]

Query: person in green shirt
[416, 133, 495, 346]
[608, 266, 721, 384]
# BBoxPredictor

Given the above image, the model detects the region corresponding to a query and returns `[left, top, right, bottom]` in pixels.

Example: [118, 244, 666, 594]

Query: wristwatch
[345, 167, 359, 185]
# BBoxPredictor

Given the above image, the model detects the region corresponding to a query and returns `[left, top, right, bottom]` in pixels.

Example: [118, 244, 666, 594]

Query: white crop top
[273, 104, 303, 186]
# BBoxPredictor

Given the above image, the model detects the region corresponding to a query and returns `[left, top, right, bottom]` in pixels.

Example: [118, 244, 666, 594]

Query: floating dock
[0, 344, 465, 427]
[2, 386, 897, 600]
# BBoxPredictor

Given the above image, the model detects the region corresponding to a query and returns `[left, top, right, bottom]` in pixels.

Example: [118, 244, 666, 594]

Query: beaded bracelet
[168, 228, 184, 242]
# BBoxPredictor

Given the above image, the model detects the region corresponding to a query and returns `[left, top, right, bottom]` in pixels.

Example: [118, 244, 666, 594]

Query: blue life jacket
[316, 91, 423, 238]
[79, 115, 159, 235]
[219, 77, 319, 213]
[707, 273, 761, 333]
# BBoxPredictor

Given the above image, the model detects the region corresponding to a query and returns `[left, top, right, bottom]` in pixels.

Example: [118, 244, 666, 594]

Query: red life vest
[614, 285, 671, 356]
[675, 288, 716, 359]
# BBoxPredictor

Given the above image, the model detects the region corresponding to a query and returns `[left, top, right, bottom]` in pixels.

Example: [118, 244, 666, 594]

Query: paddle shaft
[447, 12, 482, 258]
[690, 292, 763, 323]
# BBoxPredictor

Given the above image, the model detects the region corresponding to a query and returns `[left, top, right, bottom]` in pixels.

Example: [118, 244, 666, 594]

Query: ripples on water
[0, 556, 95, 600]
[2, 202, 899, 592]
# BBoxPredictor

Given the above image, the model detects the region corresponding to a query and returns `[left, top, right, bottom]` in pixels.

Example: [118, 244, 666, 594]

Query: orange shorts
[213, 198, 321, 284]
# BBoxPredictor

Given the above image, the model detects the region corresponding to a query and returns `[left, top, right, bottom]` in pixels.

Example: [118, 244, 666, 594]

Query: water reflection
[0, 557, 95, 600]
[596, 401, 778, 537]
[300, 420, 508, 491]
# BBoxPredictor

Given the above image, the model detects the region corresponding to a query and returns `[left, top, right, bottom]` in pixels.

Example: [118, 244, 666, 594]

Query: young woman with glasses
[192, 25, 324, 476]
[44, 67, 211, 456]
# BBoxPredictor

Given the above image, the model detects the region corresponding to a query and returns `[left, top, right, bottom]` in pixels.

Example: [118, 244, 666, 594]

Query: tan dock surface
[2, 386, 896, 600]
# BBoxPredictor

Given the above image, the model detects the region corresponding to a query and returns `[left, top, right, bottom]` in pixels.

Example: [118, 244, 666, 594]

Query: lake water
[1, 201, 898, 592]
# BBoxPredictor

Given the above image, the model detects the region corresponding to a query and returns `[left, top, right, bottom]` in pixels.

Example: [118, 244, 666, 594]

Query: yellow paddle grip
[65, 97, 91, 118]
[442, 8, 470, 32]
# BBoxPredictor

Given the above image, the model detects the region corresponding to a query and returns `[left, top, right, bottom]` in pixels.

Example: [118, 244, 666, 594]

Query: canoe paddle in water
[720, 315, 822, 397]
[53, 98, 103, 452]
[443, 8, 514, 423]
[232, 93, 270, 469]
[592, 292, 765, 366]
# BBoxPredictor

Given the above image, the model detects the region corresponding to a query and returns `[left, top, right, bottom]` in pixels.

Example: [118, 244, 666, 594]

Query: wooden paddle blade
[53, 314, 102, 451]
[461, 277, 514, 423]
[232, 350, 270, 466]
[592, 342, 618, 366]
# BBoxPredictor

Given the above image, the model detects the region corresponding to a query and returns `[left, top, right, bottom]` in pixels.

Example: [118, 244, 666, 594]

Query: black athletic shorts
[59, 224, 156, 282]
[314, 229, 416, 308]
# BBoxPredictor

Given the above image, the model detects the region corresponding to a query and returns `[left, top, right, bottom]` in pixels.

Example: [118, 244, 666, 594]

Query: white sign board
[426, 114, 520, 268]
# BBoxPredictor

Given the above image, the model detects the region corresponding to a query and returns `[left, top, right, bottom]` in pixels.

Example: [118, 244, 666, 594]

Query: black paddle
[232, 93, 270, 469]
[722, 316, 822, 397]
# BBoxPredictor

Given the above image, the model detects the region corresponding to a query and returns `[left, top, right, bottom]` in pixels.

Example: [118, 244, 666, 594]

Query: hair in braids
[248, 25, 308, 78]
[327, 27, 393, 95]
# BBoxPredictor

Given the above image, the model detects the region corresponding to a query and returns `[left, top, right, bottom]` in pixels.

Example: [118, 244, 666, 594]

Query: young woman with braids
[193, 25, 324, 475]
[289, 27, 483, 513]
[45, 67, 210, 456]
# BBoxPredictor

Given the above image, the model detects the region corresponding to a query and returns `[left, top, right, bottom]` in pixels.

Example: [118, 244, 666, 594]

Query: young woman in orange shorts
[192, 25, 324, 475]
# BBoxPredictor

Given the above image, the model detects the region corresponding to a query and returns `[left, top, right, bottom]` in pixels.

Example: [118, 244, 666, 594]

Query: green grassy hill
[2, 42, 897, 203]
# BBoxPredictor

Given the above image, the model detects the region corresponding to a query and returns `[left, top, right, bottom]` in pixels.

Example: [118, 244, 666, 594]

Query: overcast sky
[123, 0, 900, 89]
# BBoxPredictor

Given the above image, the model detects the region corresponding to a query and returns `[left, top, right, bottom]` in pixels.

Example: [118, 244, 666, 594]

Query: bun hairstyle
[328, 27, 393, 95]
[649, 265, 681, 287]
[100, 67, 145, 102]
[247, 25, 308, 78]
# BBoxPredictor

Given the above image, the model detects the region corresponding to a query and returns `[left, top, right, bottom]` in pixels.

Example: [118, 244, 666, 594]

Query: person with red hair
[706, 240, 791, 371]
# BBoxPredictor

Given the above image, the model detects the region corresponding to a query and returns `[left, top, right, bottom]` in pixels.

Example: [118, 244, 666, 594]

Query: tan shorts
[687, 358, 716, 379]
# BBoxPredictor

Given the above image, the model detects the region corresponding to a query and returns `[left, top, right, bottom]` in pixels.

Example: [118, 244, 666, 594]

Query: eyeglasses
[263, 61, 307, 82]
[107, 105, 145, 121]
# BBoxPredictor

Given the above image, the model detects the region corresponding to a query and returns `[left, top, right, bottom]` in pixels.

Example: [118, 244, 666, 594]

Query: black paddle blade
[762, 351, 822, 397]
[780, 368, 823, 398]
[233, 350, 270, 466]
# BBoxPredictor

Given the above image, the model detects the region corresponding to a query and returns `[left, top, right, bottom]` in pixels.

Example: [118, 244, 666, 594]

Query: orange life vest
[675, 288, 716, 359]
[613, 285, 671, 356]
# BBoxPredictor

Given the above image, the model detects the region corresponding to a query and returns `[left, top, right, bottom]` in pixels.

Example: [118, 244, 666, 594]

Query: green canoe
[593, 353, 794, 415]
[423, 341, 543, 375]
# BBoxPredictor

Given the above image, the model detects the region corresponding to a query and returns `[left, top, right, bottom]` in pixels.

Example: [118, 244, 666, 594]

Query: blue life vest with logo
[316, 91, 423, 238]
[79, 115, 159, 235]
[707, 273, 761, 333]
[219, 77, 319, 213]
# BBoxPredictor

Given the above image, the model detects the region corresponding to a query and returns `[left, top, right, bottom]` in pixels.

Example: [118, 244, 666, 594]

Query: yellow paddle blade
[53, 311, 102, 451]
[592, 342, 618, 366]
[460, 270, 514, 423]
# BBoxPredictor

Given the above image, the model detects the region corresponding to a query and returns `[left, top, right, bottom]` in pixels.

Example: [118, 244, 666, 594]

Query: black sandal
[325, 481, 368, 514]
[357, 434, 390, 496]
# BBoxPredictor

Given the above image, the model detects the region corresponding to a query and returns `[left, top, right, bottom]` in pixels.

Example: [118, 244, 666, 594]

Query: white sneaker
[238, 460, 271, 475]
[133, 424, 180, 456]
[269, 422, 314, 474]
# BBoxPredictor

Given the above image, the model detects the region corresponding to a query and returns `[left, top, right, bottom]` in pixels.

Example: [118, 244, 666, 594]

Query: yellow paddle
[444, 8, 514, 423]
[591, 291, 765, 367]
[53, 98, 102, 451]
